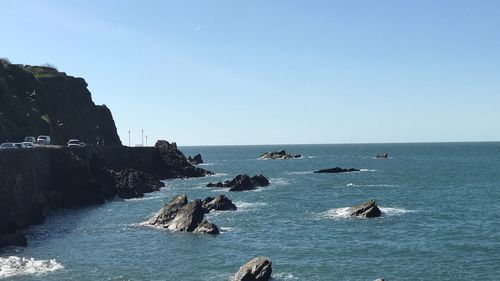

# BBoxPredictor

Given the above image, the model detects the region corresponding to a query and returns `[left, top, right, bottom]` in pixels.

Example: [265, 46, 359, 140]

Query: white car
[37, 135, 51, 145]
[0, 143, 16, 149]
[67, 139, 82, 148]
[22, 142, 35, 148]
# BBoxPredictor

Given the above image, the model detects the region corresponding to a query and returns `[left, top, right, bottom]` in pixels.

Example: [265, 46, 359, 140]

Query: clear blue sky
[1, 0, 499, 145]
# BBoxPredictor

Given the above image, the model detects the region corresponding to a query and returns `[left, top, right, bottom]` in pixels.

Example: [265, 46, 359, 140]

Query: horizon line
[175, 140, 500, 147]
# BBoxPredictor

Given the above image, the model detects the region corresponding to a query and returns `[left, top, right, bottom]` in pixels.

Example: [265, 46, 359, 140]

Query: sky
[1, 0, 499, 146]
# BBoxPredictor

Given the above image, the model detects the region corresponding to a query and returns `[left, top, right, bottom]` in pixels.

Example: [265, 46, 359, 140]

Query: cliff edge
[0, 59, 121, 145]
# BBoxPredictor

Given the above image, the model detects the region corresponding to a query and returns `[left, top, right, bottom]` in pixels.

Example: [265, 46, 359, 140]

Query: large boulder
[148, 194, 221, 234]
[348, 200, 382, 218]
[153, 140, 212, 179]
[206, 174, 270, 192]
[259, 150, 300, 160]
[202, 195, 237, 213]
[314, 167, 360, 173]
[187, 154, 204, 165]
[113, 168, 165, 199]
[232, 256, 272, 281]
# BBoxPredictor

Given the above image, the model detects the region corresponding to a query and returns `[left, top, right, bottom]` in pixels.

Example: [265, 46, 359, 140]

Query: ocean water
[1, 143, 499, 281]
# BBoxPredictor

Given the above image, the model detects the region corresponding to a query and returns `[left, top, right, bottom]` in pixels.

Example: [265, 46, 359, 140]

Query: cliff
[0, 60, 120, 145]
[0, 143, 211, 247]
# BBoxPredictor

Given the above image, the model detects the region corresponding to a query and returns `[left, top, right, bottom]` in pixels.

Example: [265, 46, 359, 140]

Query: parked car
[14, 143, 26, 148]
[0, 142, 16, 149]
[22, 142, 35, 148]
[67, 139, 82, 148]
[37, 135, 51, 145]
[24, 136, 36, 143]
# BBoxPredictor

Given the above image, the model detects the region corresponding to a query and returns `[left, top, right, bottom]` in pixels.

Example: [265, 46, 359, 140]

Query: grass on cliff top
[22, 65, 63, 78]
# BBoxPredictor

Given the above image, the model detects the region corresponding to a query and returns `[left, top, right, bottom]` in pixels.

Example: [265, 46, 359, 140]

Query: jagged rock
[113, 168, 165, 199]
[148, 194, 219, 234]
[193, 220, 219, 234]
[348, 200, 382, 218]
[187, 154, 204, 165]
[0, 231, 27, 247]
[154, 140, 212, 179]
[202, 195, 237, 213]
[314, 167, 360, 173]
[206, 174, 270, 192]
[376, 153, 388, 159]
[259, 150, 300, 160]
[232, 256, 272, 281]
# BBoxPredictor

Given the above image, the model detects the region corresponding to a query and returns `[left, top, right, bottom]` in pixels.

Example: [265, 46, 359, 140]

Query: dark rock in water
[193, 220, 219, 234]
[373, 278, 385, 281]
[0, 231, 27, 247]
[233, 256, 273, 281]
[376, 153, 388, 159]
[348, 200, 382, 218]
[314, 167, 360, 173]
[187, 154, 204, 165]
[112, 168, 165, 199]
[206, 174, 270, 191]
[259, 150, 300, 160]
[202, 195, 237, 213]
[148, 194, 221, 234]
[153, 140, 213, 179]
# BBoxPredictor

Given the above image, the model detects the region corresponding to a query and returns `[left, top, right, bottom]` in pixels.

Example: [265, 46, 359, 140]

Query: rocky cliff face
[0, 60, 120, 145]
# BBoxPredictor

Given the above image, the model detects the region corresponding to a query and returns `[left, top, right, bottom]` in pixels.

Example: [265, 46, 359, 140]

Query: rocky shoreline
[0, 140, 212, 247]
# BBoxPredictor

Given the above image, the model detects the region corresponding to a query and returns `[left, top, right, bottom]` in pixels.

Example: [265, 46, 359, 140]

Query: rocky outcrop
[112, 168, 165, 199]
[206, 174, 270, 191]
[376, 153, 388, 159]
[202, 195, 237, 213]
[153, 140, 212, 179]
[232, 256, 273, 281]
[314, 167, 360, 173]
[148, 194, 230, 234]
[0, 62, 120, 145]
[187, 154, 204, 165]
[259, 150, 300, 160]
[348, 200, 382, 218]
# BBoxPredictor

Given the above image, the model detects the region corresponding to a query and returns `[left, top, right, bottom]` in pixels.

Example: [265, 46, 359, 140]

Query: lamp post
[141, 129, 144, 146]
[128, 130, 130, 147]
[146, 135, 148, 146]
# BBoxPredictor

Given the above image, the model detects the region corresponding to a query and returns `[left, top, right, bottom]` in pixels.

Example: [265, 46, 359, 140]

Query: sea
[1, 142, 499, 281]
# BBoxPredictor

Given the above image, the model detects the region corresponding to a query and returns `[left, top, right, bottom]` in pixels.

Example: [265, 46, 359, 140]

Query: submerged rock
[148, 194, 234, 234]
[187, 154, 204, 165]
[348, 200, 382, 218]
[232, 256, 273, 281]
[206, 174, 270, 192]
[374, 278, 385, 281]
[259, 150, 300, 160]
[376, 153, 388, 159]
[202, 195, 237, 213]
[314, 167, 360, 173]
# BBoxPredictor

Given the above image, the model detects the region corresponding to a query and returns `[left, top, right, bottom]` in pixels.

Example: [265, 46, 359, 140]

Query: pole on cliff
[142, 129, 144, 146]
[146, 135, 148, 146]
[128, 130, 131, 147]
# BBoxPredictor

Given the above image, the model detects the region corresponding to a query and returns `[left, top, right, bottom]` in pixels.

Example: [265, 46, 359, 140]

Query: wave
[273, 272, 298, 280]
[360, 169, 376, 172]
[198, 163, 215, 166]
[219, 227, 234, 233]
[0, 256, 63, 279]
[125, 196, 162, 202]
[270, 178, 290, 186]
[346, 183, 399, 188]
[286, 171, 313, 175]
[235, 201, 267, 210]
[308, 156, 317, 159]
[208, 172, 228, 177]
[321, 206, 414, 219]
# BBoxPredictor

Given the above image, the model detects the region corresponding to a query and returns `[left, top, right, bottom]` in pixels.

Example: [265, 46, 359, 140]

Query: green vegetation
[23, 65, 61, 79]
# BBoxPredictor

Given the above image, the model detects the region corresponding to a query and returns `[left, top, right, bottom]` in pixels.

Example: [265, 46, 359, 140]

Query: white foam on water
[346, 183, 399, 188]
[273, 272, 298, 280]
[0, 256, 63, 279]
[270, 178, 290, 186]
[379, 207, 414, 216]
[209, 172, 228, 177]
[321, 207, 352, 219]
[360, 169, 376, 172]
[308, 156, 317, 159]
[219, 227, 234, 233]
[198, 163, 215, 166]
[346, 183, 360, 187]
[286, 171, 314, 175]
[235, 201, 267, 211]
[322, 206, 414, 219]
[124, 195, 162, 202]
